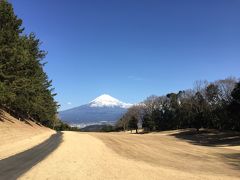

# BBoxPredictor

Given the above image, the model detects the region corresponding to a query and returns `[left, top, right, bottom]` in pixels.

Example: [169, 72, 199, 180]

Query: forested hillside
[0, 0, 62, 128]
[118, 77, 240, 132]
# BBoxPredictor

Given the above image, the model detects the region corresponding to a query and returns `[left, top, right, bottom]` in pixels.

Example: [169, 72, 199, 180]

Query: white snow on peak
[89, 94, 132, 108]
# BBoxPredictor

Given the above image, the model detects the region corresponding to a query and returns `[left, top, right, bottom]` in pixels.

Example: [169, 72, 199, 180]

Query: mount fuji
[59, 94, 132, 127]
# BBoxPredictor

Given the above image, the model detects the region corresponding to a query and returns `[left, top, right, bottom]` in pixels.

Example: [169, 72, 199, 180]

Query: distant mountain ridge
[59, 94, 132, 127]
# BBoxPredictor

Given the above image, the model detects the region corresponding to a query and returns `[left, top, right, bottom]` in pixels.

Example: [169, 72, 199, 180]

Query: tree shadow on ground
[0, 131, 63, 179]
[170, 129, 240, 171]
[220, 153, 240, 170]
[0, 111, 14, 123]
[0, 114, 3, 122]
[0, 109, 37, 126]
[170, 129, 240, 147]
[36, 122, 43, 127]
[0, 109, 4, 122]
[24, 120, 33, 127]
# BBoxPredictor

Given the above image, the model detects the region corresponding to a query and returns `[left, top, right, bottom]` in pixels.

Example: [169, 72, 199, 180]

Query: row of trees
[116, 77, 240, 132]
[0, 0, 61, 128]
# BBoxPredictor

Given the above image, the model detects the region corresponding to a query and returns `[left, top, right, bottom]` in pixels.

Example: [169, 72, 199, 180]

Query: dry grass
[92, 131, 240, 178]
[1, 113, 239, 180]
[20, 131, 240, 179]
[0, 110, 55, 159]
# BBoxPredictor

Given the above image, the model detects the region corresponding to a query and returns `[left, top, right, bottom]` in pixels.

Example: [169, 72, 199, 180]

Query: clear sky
[10, 0, 240, 110]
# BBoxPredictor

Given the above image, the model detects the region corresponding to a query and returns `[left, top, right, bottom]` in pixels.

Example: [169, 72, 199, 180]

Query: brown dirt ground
[20, 131, 240, 180]
[0, 110, 55, 160]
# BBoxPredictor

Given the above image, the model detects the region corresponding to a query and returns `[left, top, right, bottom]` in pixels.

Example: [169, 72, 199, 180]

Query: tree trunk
[196, 128, 200, 133]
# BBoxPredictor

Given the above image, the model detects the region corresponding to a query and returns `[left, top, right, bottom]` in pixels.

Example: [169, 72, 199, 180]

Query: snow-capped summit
[89, 94, 132, 108]
[59, 94, 133, 127]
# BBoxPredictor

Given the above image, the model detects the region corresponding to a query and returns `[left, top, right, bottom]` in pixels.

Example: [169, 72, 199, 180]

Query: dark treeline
[80, 124, 116, 132]
[117, 77, 240, 133]
[0, 0, 64, 129]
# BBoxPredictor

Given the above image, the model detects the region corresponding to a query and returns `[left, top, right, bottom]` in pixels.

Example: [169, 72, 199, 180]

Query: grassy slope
[0, 110, 55, 159]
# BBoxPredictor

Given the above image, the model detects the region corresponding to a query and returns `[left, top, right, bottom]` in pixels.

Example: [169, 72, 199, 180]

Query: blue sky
[10, 0, 240, 110]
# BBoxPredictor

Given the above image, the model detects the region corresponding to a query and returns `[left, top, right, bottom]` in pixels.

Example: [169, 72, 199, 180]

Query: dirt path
[19, 131, 240, 180]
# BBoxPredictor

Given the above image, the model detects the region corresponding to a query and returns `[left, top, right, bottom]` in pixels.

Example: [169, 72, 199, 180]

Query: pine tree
[0, 0, 23, 107]
[0, 0, 59, 128]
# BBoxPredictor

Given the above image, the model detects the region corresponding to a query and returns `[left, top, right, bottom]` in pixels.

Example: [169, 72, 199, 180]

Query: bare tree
[215, 77, 237, 104]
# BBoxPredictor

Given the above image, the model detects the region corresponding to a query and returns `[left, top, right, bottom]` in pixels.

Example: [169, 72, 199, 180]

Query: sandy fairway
[20, 131, 240, 180]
